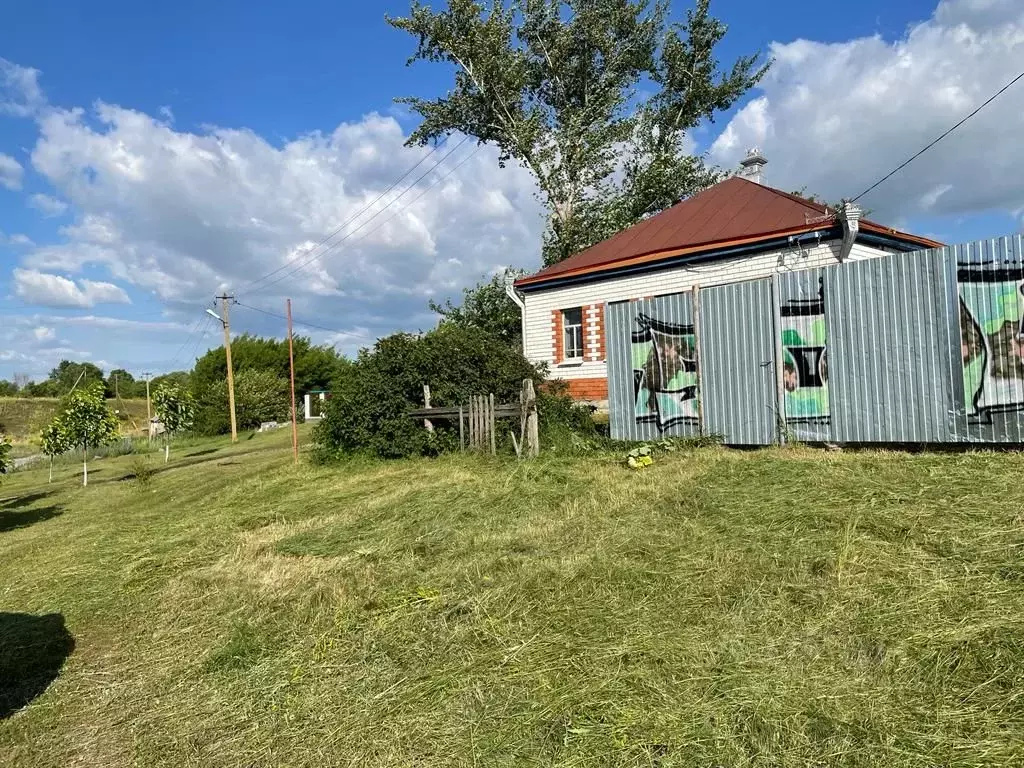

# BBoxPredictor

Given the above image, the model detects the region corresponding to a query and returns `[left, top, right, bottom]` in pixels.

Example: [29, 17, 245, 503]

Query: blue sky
[1, 0, 1023, 381]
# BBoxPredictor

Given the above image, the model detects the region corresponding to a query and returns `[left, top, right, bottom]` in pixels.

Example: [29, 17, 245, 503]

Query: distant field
[0, 397, 149, 444]
[1, 433, 1023, 766]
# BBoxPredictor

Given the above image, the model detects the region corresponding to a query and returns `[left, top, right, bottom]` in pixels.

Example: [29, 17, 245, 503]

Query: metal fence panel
[948, 235, 1024, 443]
[825, 248, 960, 444]
[606, 293, 701, 441]
[699, 279, 777, 445]
[776, 268, 831, 442]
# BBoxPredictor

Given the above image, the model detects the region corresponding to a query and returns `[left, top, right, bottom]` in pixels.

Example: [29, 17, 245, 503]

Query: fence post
[422, 384, 434, 434]
[459, 405, 464, 451]
[770, 273, 787, 446]
[523, 379, 539, 457]
[692, 283, 705, 436]
[489, 393, 496, 455]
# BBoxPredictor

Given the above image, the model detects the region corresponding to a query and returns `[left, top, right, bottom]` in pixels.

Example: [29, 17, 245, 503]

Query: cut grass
[1, 435, 1023, 766]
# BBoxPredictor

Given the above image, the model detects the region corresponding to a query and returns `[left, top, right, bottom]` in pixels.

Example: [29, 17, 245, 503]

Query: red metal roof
[516, 177, 943, 288]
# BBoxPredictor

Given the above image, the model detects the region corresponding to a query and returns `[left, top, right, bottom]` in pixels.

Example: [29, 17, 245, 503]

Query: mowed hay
[1, 440, 1023, 766]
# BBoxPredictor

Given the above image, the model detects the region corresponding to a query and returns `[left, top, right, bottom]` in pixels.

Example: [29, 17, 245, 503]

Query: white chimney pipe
[838, 201, 863, 263]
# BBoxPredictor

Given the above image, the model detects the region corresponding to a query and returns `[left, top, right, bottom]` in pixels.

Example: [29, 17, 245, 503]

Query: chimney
[737, 147, 767, 185]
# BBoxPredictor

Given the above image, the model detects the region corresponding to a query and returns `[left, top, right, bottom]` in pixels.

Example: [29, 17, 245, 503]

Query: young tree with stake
[152, 384, 196, 462]
[51, 383, 119, 486]
[40, 421, 73, 484]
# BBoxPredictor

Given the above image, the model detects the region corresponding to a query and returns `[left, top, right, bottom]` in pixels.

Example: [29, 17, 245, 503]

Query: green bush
[313, 324, 541, 459]
[195, 369, 290, 435]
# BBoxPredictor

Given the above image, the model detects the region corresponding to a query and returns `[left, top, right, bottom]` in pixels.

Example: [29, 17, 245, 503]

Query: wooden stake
[287, 299, 299, 464]
[458, 404, 464, 451]
[524, 379, 539, 457]
[489, 393, 496, 455]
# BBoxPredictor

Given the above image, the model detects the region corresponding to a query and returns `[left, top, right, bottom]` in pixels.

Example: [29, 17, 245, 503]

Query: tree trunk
[83, 457, 88, 487]
[48, 457, 53, 484]
[165, 444, 169, 463]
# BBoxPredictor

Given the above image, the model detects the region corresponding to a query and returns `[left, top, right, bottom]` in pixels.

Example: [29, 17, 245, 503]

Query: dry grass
[1, 432, 1024, 766]
[0, 397, 150, 446]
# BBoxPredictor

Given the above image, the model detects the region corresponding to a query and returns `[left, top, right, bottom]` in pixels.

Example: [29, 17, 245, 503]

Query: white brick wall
[524, 238, 895, 380]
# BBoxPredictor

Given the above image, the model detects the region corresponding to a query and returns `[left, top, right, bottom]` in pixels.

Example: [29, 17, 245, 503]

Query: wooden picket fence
[408, 378, 540, 457]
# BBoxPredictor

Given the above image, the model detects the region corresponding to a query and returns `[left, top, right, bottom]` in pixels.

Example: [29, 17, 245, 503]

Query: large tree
[430, 268, 526, 348]
[389, 0, 767, 265]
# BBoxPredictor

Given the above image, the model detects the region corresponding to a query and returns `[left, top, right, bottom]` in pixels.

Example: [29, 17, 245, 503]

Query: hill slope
[1, 438, 1023, 766]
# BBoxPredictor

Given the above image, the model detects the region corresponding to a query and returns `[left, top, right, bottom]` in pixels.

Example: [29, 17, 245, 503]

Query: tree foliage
[389, 0, 768, 265]
[40, 421, 73, 459]
[152, 385, 196, 436]
[430, 268, 525, 348]
[44, 384, 119, 485]
[314, 324, 541, 459]
[0, 380, 18, 397]
[0, 434, 10, 478]
[196, 369, 290, 435]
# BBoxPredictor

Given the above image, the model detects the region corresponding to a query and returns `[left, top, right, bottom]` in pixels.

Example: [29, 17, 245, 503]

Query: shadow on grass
[0, 612, 75, 719]
[185, 448, 220, 458]
[0, 505, 64, 533]
[0, 491, 53, 510]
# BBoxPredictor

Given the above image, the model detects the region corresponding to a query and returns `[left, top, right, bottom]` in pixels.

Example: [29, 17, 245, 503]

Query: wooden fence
[408, 379, 539, 457]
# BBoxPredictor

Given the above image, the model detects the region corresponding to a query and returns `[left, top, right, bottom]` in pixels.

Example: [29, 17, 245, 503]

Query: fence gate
[699, 278, 778, 445]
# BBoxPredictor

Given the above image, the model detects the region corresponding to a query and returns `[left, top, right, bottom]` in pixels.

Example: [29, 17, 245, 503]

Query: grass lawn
[1, 431, 1023, 766]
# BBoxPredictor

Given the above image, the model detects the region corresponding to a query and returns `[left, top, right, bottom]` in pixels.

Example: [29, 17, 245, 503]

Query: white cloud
[709, 0, 1024, 226]
[28, 192, 69, 217]
[14, 99, 542, 341]
[0, 58, 45, 117]
[0, 152, 23, 190]
[32, 326, 56, 341]
[12, 268, 132, 308]
[8, 233, 34, 247]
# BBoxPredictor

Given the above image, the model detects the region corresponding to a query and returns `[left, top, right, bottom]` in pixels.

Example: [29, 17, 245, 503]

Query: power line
[237, 139, 452, 295]
[167, 315, 206, 370]
[233, 301, 375, 341]
[242, 136, 472, 297]
[248, 141, 483, 296]
[852, 68, 1024, 203]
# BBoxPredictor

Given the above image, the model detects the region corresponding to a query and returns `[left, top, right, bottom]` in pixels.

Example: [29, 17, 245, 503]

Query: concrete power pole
[208, 295, 238, 442]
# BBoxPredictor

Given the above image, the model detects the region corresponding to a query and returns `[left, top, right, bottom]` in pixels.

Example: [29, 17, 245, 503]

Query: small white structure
[303, 390, 329, 421]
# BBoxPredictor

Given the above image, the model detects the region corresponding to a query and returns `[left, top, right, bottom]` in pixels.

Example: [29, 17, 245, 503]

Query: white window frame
[562, 307, 584, 361]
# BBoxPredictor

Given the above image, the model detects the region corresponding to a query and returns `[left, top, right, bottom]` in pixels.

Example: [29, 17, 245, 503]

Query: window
[562, 307, 584, 360]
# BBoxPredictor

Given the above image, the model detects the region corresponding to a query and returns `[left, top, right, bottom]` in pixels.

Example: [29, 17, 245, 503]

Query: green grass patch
[1, 437, 1023, 766]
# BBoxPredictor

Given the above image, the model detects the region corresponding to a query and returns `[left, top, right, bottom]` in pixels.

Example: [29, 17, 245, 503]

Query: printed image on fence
[959, 265, 1024, 421]
[606, 234, 1024, 446]
[631, 313, 699, 431]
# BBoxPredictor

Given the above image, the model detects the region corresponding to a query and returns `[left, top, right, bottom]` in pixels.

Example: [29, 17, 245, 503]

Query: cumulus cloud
[12, 268, 131, 308]
[20, 103, 542, 343]
[28, 193, 69, 217]
[0, 152, 22, 189]
[32, 326, 56, 341]
[0, 58, 45, 117]
[710, 0, 1024, 226]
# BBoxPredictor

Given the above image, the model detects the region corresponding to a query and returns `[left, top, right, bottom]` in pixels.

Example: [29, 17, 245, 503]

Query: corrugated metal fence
[606, 235, 1024, 445]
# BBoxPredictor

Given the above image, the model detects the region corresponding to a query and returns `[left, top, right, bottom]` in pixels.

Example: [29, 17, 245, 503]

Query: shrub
[314, 324, 541, 459]
[195, 369, 289, 435]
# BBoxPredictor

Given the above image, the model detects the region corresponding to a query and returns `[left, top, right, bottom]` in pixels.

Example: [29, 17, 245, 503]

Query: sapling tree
[40, 421, 73, 484]
[54, 383, 119, 486]
[152, 384, 195, 462]
[0, 434, 11, 480]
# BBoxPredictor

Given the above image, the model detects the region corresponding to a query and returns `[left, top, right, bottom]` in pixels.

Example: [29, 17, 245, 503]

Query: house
[508, 150, 942, 407]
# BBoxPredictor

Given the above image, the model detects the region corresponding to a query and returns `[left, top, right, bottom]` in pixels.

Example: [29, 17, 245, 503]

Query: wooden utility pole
[215, 295, 239, 442]
[142, 372, 153, 442]
[286, 298, 299, 465]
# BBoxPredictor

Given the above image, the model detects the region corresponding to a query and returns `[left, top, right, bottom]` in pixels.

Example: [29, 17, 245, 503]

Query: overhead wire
[236, 139, 452, 295]
[851, 68, 1024, 203]
[241, 136, 473, 297]
[232, 301, 375, 341]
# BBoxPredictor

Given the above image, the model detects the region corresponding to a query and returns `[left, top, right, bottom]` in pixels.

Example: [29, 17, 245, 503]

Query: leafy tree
[49, 383, 119, 486]
[195, 369, 290, 436]
[0, 434, 10, 479]
[191, 335, 343, 400]
[389, 0, 767, 265]
[48, 360, 106, 396]
[0, 380, 18, 397]
[40, 421, 73, 484]
[107, 369, 141, 399]
[430, 268, 526, 348]
[150, 371, 191, 392]
[314, 324, 540, 459]
[152, 385, 196, 462]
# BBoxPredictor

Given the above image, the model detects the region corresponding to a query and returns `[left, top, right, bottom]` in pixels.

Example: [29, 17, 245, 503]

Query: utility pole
[286, 299, 299, 464]
[207, 295, 238, 442]
[142, 372, 153, 442]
